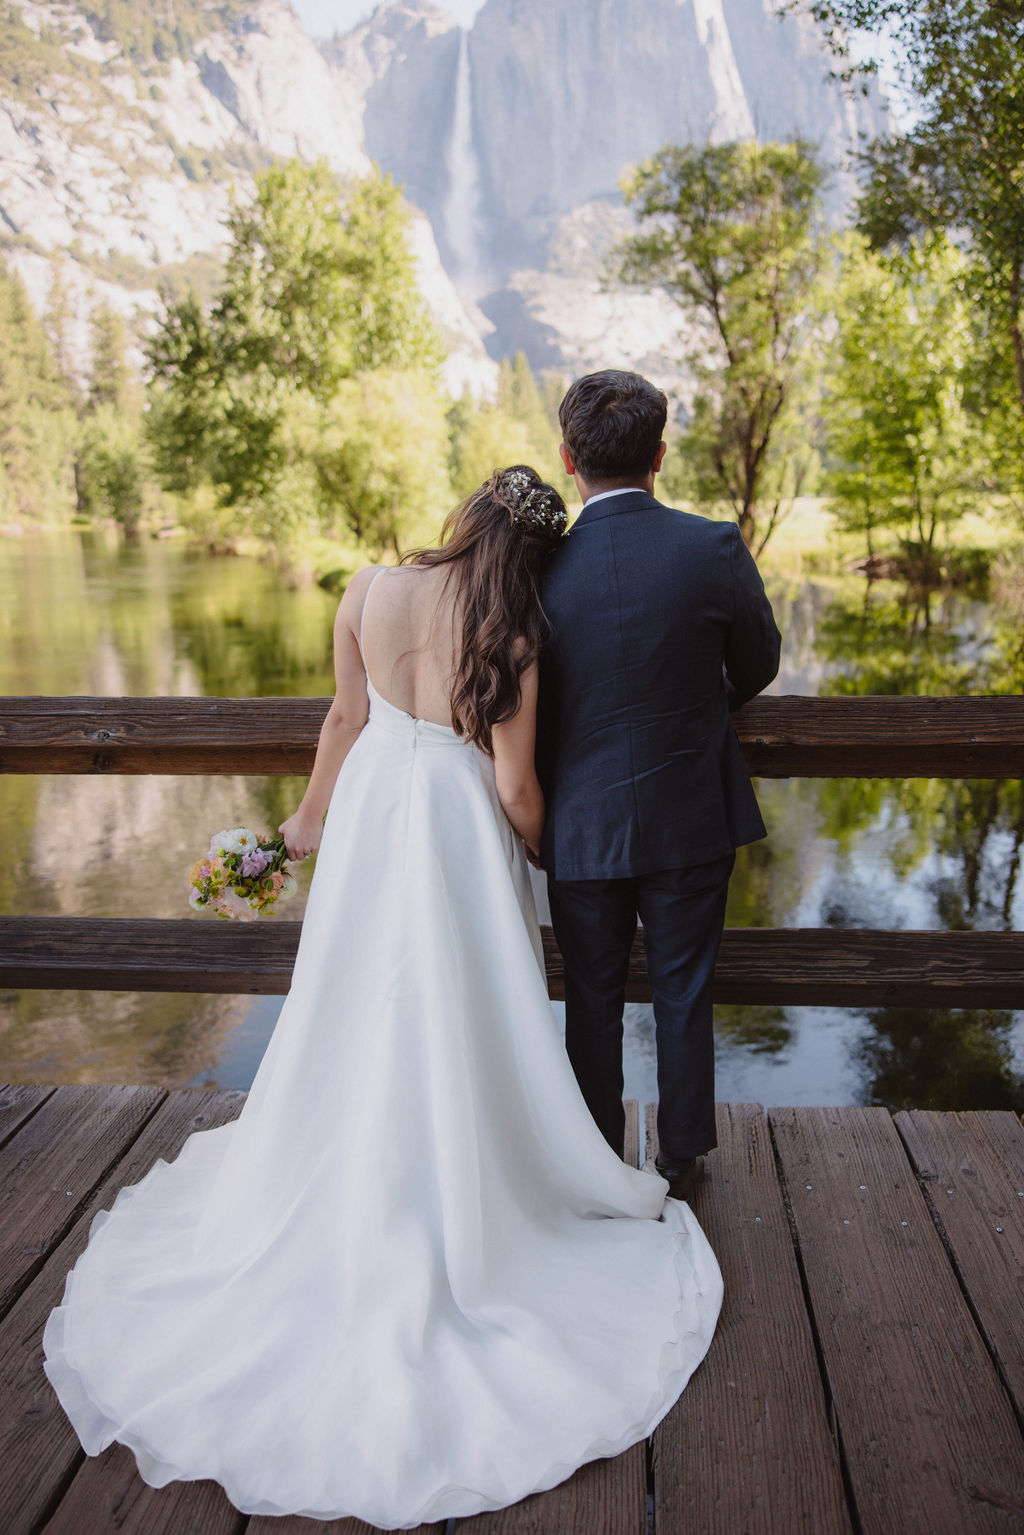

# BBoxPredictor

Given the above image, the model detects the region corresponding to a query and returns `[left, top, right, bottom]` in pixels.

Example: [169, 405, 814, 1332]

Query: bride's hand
[278, 808, 324, 862]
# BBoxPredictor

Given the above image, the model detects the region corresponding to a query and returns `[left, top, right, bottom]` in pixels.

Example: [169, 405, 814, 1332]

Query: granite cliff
[0, 0, 887, 387]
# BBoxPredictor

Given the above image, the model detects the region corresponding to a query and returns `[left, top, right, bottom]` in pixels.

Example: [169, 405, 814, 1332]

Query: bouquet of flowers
[188, 828, 298, 921]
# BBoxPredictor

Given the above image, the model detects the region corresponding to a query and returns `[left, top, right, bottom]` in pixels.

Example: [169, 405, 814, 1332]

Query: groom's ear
[558, 442, 576, 476]
[653, 441, 667, 473]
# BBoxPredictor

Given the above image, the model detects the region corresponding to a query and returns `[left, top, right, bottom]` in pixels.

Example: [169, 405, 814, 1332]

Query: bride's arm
[492, 659, 545, 861]
[278, 567, 378, 860]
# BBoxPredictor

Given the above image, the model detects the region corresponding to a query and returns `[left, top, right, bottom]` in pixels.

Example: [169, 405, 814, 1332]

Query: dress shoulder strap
[358, 566, 389, 663]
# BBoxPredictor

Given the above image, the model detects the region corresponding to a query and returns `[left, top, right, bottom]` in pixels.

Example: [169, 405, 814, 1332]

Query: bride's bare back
[279, 557, 545, 863]
[359, 565, 461, 727]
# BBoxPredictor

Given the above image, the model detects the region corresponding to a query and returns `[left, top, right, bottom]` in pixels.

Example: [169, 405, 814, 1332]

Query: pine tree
[87, 303, 131, 412]
[0, 255, 76, 522]
[43, 256, 79, 409]
[76, 300, 146, 535]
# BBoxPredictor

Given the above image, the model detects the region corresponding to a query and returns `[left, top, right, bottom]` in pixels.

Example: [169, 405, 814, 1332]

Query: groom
[536, 370, 781, 1194]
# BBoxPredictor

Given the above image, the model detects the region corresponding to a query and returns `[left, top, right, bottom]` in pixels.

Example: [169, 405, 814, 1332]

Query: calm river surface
[2, 528, 1021, 1110]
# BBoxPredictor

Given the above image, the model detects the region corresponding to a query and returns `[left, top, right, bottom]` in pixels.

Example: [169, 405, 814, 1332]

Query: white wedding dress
[43, 593, 723, 1527]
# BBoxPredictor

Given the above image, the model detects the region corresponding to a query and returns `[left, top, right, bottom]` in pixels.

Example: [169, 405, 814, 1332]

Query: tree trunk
[738, 500, 756, 548]
[1009, 262, 1024, 425]
[1002, 787, 1024, 928]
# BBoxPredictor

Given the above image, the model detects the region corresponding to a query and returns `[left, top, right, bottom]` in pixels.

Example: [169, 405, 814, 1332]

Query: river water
[2, 529, 1021, 1110]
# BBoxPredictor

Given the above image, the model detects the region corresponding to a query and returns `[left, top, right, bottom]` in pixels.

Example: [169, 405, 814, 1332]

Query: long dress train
[42, 675, 723, 1529]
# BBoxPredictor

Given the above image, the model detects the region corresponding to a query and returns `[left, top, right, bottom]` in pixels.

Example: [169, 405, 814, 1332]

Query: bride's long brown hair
[401, 465, 567, 755]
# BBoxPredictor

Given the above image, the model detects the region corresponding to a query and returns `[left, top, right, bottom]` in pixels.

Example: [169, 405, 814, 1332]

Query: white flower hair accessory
[499, 468, 567, 535]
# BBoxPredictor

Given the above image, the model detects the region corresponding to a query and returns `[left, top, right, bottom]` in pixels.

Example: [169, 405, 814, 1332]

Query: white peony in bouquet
[188, 828, 298, 921]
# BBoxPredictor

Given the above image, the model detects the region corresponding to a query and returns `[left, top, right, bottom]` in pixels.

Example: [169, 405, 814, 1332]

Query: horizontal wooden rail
[2, 917, 1021, 1008]
[2, 694, 1023, 778]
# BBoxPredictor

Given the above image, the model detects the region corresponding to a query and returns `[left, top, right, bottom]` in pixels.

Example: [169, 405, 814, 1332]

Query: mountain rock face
[0, 0, 887, 389]
[330, 0, 886, 378]
[0, 0, 492, 390]
[324, 4, 462, 243]
[466, 0, 884, 274]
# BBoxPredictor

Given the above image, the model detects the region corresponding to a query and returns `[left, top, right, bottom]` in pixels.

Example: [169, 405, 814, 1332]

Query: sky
[289, 0, 484, 36]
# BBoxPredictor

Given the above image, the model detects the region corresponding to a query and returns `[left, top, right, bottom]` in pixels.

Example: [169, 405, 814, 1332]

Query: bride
[42, 465, 723, 1529]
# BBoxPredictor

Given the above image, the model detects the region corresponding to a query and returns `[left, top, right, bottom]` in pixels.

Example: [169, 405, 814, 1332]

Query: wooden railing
[2, 694, 1023, 1007]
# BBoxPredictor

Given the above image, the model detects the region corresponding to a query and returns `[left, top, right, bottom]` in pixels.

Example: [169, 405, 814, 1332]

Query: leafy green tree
[447, 353, 567, 502]
[447, 399, 537, 502]
[497, 354, 556, 456]
[795, 2, 1024, 469]
[87, 303, 132, 411]
[75, 302, 147, 537]
[146, 160, 445, 552]
[315, 370, 451, 556]
[824, 233, 979, 570]
[617, 139, 826, 552]
[335, 175, 442, 375]
[75, 406, 146, 536]
[0, 254, 76, 522]
[43, 256, 78, 410]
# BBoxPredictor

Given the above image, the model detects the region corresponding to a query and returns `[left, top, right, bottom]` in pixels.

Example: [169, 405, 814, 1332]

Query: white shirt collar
[583, 486, 647, 508]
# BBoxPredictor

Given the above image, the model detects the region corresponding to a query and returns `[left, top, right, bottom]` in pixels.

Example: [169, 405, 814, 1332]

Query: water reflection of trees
[815, 582, 982, 696]
[858, 1007, 1024, 1113]
[718, 779, 835, 1057]
[166, 550, 337, 698]
[0, 984, 256, 1088]
[809, 577, 1024, 1110]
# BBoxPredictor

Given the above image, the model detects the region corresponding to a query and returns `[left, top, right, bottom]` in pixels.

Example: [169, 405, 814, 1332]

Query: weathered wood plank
[42, 1443, 245, 1535]
[4, 916, 1024, 1009]
[3, 694, 1022, 778]
[452, 1449, 647, 1535]
[737, 694, 1024, 779]
[0, 1083, 56, 1150]
[645, 1103, 852, 1535]
[0, 1089, 246, 1535]
[894, 1109, 1024, 1430]
[0, 696, 330, 776]
[769, 1106, 1024, 1535]
[623, 1097, 639, 1172]
[454, 1102, 648, 1535]
[0, 1084, 162, 1319]
[568, 927, 1024, 1008]
[246, 1513, 444, 1534]
[1, 917, 301, 995]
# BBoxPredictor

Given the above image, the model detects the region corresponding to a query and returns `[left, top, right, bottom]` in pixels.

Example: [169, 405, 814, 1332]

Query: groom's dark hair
[559, 370, 668, 483]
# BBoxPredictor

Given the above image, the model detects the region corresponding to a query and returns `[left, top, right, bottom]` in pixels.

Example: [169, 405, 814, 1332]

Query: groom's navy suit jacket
[536, 491, 781, 881]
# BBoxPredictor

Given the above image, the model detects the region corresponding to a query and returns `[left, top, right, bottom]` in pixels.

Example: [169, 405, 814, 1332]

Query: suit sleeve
[723, 524, 782, 711]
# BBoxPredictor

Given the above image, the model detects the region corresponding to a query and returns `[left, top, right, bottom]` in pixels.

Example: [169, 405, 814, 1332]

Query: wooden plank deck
[1, 1086, 1022, 1534]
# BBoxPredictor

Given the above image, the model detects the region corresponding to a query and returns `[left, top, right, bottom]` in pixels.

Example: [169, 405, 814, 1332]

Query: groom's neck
[575, 470, 657, 504]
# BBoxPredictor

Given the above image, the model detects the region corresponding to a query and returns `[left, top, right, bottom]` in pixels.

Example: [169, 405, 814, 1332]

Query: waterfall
[443, 28, 486, 299]
[693, 0, 755, 142]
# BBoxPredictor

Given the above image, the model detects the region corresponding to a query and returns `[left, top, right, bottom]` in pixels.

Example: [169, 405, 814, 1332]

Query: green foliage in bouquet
[189, 828, 298, 921]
